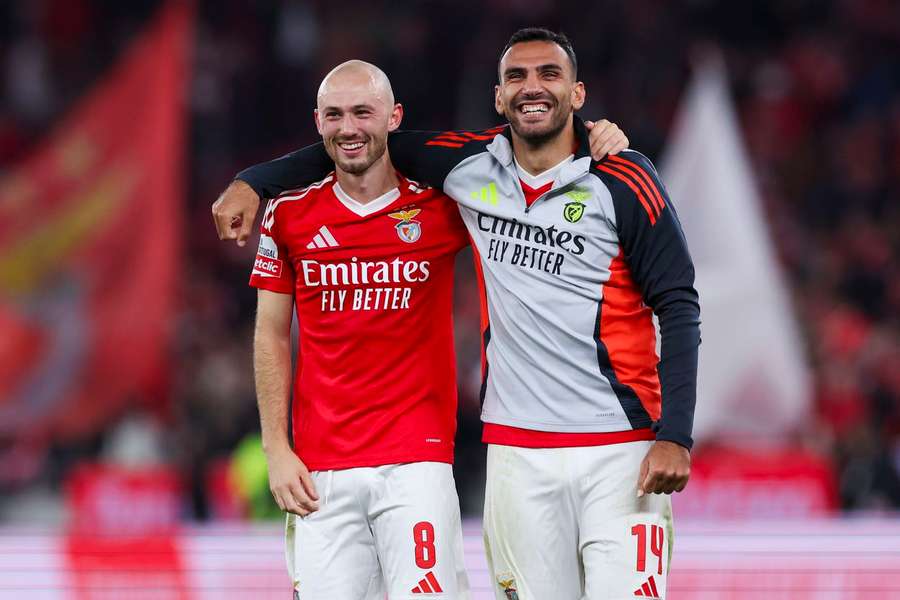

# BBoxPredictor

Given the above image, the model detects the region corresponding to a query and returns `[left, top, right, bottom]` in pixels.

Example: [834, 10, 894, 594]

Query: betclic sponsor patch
[253, 234, 283, 277]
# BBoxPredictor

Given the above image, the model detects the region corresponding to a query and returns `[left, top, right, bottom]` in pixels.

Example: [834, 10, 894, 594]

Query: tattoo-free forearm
[253, 326, 293, 453]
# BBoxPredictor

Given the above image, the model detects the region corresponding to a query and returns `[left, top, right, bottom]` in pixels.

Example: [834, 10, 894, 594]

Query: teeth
[340, 142, 364, 150]
[521, 104, 548, 114]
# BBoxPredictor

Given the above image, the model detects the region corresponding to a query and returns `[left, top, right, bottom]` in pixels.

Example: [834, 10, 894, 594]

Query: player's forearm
[653, 297, 701, 450]
[237, 143, 334, 200]
[253, 330, 293, 453]
[235, 130, 466, 199]
[386, 131, 450, 188]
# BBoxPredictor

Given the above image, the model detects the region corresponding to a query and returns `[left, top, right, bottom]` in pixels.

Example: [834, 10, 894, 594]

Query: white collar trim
[333, 182, 401, 217]
[515, 154, 574, 188]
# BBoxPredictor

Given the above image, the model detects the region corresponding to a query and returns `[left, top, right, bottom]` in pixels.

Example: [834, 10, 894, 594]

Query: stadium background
[0, 0, 898, 597]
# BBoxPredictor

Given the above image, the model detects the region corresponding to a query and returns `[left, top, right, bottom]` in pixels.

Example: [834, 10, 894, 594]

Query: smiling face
[314, 62, 402, 175]
[495, 40, 585, 146]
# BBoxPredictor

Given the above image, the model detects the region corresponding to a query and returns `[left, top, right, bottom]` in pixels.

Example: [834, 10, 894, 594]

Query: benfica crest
[388, 208, 422, 243]
[497, 574, 519, 600]
[563, 201, 585, 223]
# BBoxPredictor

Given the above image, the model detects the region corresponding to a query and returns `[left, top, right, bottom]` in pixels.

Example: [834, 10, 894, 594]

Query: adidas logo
[306, 226, 339, 249]
[411, 571, 443, 594]
[470, 182, 498, 206]
[634, 574, 661, 598]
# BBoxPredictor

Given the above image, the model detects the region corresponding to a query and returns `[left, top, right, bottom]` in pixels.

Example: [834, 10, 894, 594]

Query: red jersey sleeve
[249, 200, 295, 294]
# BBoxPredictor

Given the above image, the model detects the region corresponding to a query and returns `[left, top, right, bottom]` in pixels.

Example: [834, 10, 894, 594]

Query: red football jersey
[249, 173, 468, 470]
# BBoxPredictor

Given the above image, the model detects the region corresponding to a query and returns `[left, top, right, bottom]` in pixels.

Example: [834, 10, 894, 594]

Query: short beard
[336, 158, 373, 175]
[507, 109, 569, 148]
[326, 135, 387, 175]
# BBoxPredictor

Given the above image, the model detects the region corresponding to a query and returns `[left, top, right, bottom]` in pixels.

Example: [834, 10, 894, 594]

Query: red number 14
[631, 523, 664, 575]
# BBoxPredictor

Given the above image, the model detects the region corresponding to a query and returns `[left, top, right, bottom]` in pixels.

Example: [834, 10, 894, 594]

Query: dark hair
[499, 27, 578, 79]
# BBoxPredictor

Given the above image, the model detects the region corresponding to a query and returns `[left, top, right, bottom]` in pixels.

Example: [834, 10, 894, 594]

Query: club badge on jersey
[496, 573, 519, 600]
[562, 186, 591, 223]
[389, 208, 422, 243]
[563, 201, 585, 223]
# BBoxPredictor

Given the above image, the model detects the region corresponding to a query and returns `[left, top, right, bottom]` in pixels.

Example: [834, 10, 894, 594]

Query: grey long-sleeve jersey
[238, 118, 701, 449]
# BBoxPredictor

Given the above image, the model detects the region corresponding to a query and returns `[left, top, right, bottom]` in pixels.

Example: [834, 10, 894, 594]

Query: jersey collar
[488, 116, 593, 189]
[332, 181, 401, 217]
[515, 154, 574, 188]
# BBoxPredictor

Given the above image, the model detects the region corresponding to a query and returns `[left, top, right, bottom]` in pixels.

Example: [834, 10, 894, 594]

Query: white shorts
[483, 441, 673, 600]
[285, 461, 469, 599]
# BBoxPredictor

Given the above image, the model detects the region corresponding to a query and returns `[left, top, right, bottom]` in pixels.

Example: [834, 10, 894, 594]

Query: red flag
[0, 3, 191, 444]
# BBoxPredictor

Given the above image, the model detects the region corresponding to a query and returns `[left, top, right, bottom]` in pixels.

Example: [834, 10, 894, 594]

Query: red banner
[673, 444, 839, 518]
[66, 463, 183, 534]
[0, 3, 191, 447]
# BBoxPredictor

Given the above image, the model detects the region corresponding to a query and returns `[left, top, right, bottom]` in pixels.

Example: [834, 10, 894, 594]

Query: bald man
[252, 60, 471, 599]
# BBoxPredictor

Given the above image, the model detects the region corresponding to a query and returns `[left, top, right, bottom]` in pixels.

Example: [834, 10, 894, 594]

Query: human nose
[521, 71, 544, 94]
[337, 114, 359, 136]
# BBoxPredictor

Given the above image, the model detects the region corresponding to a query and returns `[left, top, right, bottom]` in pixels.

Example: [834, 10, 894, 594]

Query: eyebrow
[503, 63, 565, 78]
[321, 104, 376, 113]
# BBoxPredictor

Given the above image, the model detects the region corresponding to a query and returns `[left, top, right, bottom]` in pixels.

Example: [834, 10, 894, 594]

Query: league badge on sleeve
[253, 234, 283, 277]
[388, 208, 422, 243]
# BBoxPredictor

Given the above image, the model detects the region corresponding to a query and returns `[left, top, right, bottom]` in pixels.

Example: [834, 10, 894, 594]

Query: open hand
[265, 445, 320, 516]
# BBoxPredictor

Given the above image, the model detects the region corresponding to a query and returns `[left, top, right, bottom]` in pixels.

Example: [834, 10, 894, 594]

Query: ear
[494, 84, 504, 116]
[571, 81, 586, 111]
[314, 109, 323, 135]
[387, 103, 404, 132]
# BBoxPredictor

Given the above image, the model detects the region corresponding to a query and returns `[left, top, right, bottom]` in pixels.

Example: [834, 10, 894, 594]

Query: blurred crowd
[1, 0, 898, 518]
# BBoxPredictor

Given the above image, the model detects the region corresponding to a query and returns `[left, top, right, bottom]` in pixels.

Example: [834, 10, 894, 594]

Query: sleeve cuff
[235, 175, 266, 200]
[652, 423, 693, 451]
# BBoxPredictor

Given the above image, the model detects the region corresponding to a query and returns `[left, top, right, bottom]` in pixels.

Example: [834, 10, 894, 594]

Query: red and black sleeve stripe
[424, 126, 507, 148]
[237, 126, 507, 199]
[592, 150, 701, 450]
[387, 127, 505, 189]
[595, 154, 667, 225]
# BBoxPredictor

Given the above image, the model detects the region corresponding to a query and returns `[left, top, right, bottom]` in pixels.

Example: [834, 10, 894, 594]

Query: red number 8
[413, 521, 436, 569]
